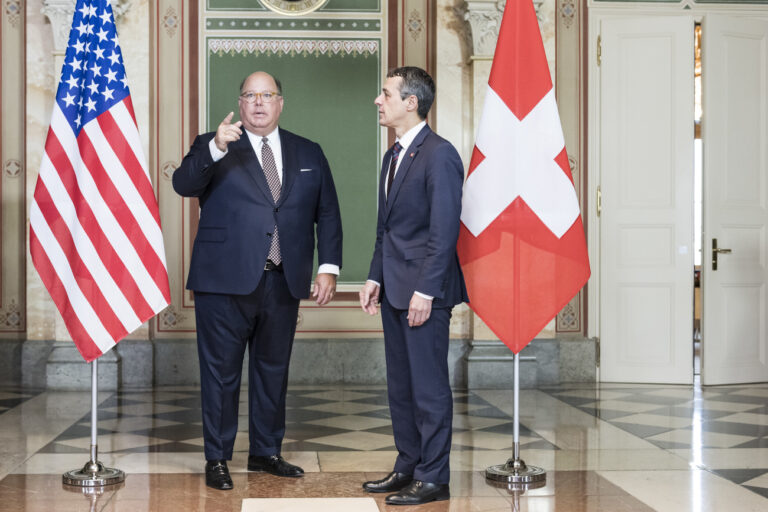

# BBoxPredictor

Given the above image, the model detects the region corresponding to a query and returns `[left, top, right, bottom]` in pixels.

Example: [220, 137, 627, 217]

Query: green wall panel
[207, 0, 381, 12]
[206, 37, 382, 282]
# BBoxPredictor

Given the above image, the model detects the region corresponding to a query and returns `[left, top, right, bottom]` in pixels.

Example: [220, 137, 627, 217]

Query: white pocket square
[300, 168, 313, 172]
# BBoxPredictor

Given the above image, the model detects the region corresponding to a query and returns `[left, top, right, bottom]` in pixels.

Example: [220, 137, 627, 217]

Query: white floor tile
[242, 498, 379, 512]
[598, 469, 768, 512]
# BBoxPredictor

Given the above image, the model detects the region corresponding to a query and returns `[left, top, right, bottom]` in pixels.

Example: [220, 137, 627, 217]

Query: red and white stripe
[30, 98, 170, 362]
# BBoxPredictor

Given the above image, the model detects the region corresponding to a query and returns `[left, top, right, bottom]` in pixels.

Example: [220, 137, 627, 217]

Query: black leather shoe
[205, 460, 233, 490]
[385, 480, 450, 505]
[362, 471, 413, 493]
[247, 454, 304, 477]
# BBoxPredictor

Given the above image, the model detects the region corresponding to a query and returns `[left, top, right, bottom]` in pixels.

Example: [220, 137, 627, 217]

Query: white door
[702, 16, 768, 385]
[599, 16, 694, 383]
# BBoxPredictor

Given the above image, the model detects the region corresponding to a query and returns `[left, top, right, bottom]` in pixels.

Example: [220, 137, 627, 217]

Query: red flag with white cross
[457, 0, 590, 354]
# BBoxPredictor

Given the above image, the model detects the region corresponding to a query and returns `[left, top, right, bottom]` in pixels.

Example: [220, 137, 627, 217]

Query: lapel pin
[410, 152, 415, 157]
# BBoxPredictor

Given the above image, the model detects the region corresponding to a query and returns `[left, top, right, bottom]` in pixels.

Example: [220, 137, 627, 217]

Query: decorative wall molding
[406, 8, 424, 40]
[559, 0, 576, 28]
[205, 18, 383, 31]
[162, 5, 178, 37]
[4, 159, 21, 178]
[0, 300, 22, 329]
[5, 0, 21, 27]
[160, 161, 177, 180]
[208, 38, 380, 57]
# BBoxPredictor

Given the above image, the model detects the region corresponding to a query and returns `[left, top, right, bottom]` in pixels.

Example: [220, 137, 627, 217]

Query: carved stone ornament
[464, 0, 544, 57]
[42, 0, 132, 53]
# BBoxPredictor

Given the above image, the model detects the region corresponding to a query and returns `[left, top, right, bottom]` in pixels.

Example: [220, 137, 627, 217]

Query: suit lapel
[278, 128, 297, 206]
[230, 133, 275, 204]
[385, 124, 431, 218]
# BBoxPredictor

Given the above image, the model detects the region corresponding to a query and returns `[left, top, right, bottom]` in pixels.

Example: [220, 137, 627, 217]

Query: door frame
[587, 4, 768, 384]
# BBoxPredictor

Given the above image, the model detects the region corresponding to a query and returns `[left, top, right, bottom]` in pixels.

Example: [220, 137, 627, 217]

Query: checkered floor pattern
[5, 383, 767, 501]
[38, 387, 556, 456]
[548, 385, 768, 498]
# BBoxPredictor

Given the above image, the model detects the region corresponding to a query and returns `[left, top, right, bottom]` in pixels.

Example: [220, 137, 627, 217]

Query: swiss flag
[457, 0, 590, 354]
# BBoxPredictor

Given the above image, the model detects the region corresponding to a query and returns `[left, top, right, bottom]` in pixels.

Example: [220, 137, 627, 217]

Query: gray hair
[387, 66, 435, 120]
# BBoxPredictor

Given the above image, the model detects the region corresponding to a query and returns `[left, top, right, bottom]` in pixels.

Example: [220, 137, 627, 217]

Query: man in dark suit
[359, 66, 467, 506]
[173, 71, 342, 491]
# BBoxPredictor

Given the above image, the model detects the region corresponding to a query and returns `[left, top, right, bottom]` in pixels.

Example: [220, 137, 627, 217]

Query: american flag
[30, 0, 170, 362]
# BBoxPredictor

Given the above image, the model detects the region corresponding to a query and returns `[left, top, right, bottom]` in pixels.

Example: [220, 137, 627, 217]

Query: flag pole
[486, 236, 545, 484]
[485, 353, 546, 483]
[62, 359, 125, 487]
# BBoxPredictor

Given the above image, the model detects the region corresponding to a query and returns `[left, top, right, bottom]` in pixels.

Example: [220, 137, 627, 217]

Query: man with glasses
[173, 71, 342, 490]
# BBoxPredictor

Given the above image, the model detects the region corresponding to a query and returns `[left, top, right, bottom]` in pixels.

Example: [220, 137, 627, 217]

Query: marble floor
[0, 383, 767, 511]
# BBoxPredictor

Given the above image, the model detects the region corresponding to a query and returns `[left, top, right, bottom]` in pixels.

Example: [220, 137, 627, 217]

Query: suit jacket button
[267, 232, 272, 237]
[274, 207, 279, 212]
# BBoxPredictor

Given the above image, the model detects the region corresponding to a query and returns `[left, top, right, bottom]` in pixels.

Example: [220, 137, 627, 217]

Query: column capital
[463, 0, 544, 58]
[42, 0, 133, 53]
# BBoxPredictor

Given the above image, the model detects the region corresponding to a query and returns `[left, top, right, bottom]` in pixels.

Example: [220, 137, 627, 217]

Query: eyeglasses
[239, 91, 281, 104]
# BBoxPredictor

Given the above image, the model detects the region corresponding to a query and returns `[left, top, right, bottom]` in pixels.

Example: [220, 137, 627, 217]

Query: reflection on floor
[0, 383, 767, 511]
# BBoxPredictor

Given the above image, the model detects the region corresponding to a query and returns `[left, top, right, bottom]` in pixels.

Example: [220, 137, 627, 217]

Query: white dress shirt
[370, 121, 432, 300]
[208, 128, 339, 276]
[384, 120, 426, 200]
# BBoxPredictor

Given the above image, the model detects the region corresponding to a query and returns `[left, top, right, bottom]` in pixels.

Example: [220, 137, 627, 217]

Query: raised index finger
[220, 111, 235, 127]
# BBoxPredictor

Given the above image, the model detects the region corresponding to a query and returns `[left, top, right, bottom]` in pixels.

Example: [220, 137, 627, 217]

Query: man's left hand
[313, 273, 337, 305]
[408, 294, 432, 327]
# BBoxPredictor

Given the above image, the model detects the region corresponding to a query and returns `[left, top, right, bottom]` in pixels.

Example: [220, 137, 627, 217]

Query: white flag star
[102, 87, 115, 101]
[68, 57, 82, 70]
[76, 21, 88, 36]
[85, 97, 97, 112]
[73, 40, 85, 54]
[108, 50, 120, 65]
[62, 92, 76, 107]
[97, 28, 109, 42]
[94, 46, 105, 60]
[90, 63, 102, 76]
[87, 81, 99, 95]
[104, 69, 118, 83]
[65, 75, 80, 89]
[99, 11, 112, 25]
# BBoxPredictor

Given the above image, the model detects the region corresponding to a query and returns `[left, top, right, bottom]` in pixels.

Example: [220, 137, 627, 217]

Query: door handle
[712, 238, 732, 271]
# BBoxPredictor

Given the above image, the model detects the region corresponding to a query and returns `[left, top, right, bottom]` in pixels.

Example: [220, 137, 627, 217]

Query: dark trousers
[194, 270, 300, 461]
[381, 294, 453, 484]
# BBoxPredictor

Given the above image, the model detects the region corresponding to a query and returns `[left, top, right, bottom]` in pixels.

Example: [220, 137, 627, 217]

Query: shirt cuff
[209, 138, 227, 162]
[414, 291, 434, 301]
[317, 264, 340, 276]
[366, 279, 380, 288]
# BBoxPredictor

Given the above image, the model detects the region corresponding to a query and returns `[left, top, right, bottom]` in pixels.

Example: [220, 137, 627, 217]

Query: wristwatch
[259, 0, 330, 16]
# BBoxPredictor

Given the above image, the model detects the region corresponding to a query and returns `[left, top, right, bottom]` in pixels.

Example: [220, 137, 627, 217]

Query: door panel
[702, 15, 768, 384]
[599, 16, 694, 383]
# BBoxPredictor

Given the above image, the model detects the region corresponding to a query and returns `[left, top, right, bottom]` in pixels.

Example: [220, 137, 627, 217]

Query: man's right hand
[214, 112, 243, 152]
[359, 281, 380, 315]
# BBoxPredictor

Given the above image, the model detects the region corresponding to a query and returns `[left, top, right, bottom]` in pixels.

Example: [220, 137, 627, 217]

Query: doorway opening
[693, 22, 702, 377]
